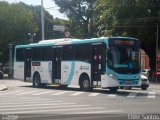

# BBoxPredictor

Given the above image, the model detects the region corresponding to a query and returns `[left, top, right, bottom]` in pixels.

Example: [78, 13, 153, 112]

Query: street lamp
[28, 33, 36, 43]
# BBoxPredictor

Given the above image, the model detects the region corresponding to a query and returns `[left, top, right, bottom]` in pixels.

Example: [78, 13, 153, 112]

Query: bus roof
[15, 37, 138, 48]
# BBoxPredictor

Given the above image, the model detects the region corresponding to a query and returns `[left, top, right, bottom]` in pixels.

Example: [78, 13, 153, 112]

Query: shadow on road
[19, 84, 151, 97]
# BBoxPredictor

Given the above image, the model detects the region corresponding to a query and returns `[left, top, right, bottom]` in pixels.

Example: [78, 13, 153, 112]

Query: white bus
[14, 37, 141, 92]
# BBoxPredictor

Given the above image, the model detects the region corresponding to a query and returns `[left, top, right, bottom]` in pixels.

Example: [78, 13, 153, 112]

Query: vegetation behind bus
[0, 0, 159, 72]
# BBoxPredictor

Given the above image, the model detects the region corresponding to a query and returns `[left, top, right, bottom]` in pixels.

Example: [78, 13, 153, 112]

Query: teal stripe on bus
[65, 61, 75, 85]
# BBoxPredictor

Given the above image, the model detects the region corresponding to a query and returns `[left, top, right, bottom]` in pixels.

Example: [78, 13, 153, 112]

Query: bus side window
[63, 45, 75, 60]
[16, 48, 25, 61]
[76, 44, 91, 62]
[42, 47, 51, 61]
[107, 50, 113, 68]
[32, 47, 41, 61]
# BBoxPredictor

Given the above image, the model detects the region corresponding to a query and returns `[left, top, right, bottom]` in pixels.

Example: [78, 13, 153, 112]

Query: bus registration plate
[125, 80, 132, 84]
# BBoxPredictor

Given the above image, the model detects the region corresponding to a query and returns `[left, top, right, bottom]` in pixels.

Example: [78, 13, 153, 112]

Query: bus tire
[33, 73, 41, 88]
[80, 75, 92, 92]
[109, 87, 118, 93]
[120, 87, 124, 89]
[125, 86, 132, 90]
[141, 87, 147, 90]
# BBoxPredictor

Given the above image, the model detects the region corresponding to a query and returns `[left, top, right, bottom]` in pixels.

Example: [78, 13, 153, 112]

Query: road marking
[0, 96, 51, 103]
[67, 110, 123, 114]
[127, 92, 137, 98]
[0, 102, 76, 108]
[31, 91, 53, 95]
[88, 93, 100, 96]
[0, 104, 90, 111]
[0, 101, 63, 105]
[0, 107, 105, 114]
[107, 94, 117, 97]
[147, 92, 156, 98]
[0, 90, 25, 95]
[17, 90, 43, 95]
[70, 92, 84, 96]
[51, 91, 73, 95]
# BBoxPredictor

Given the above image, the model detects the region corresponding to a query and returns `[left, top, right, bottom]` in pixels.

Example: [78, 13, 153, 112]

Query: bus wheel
[141, 87, 147, 90]
[125, 86, 132, 90]
[80, 76, 92, 92]
[33, 74, 41, 87]
[109, 87, 118, 93]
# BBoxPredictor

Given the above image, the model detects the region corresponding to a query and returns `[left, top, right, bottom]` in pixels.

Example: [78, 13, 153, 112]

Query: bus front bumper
[101, 74, 141, 88]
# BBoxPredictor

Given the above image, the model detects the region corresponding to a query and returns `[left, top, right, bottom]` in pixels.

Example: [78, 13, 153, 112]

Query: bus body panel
[61, 61, 91, 88]
[14, 37, 141, 90]
[14, 62, 24, 80]
[31, 61, 52, 84]
[101, 74, 119, 88]
[61, 61, 73, 85]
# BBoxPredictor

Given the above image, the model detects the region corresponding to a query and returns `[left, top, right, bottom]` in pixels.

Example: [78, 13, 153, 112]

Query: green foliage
[0, 1, 66, 63]
[54, 0, 159, 70]
[54, 0, 96, 38]
[95, 0, 159, 36]
[0, 1, 37, 63]
[94, 0, 159, 70]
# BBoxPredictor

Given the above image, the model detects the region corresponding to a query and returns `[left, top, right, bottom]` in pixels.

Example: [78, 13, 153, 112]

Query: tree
[94, 0, 160, 70]
[0, 1, 37, 63]
[0, 1, 69, 63]
[54, 0, 96, 38]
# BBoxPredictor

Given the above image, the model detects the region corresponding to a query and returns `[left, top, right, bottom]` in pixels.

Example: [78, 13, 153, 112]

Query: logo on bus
[63, 65, 69, 70]
[80, 66, 89, 70]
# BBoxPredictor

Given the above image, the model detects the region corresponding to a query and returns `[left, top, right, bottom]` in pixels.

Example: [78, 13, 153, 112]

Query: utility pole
[9, 44, 13, 79]
[41, 0, 45, 40]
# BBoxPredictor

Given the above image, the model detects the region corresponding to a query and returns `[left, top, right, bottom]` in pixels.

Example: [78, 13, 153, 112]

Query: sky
[1, 0, 67, 19]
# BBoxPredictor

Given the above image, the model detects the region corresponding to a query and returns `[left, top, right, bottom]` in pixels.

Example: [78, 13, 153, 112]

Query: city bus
[14, 37, 141, 92]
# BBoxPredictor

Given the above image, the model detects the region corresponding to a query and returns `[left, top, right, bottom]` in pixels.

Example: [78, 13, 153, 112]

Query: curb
[0, 84, 8, 91]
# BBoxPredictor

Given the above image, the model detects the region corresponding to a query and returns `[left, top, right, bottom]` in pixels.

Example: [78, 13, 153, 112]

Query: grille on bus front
[118, 79, 139, 85]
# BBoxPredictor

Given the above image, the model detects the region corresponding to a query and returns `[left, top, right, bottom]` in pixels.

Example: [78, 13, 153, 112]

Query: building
[141, 49, 150, 70]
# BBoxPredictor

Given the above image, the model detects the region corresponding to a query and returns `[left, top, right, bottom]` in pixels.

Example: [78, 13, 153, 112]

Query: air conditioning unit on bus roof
[38, 38, 72, 44]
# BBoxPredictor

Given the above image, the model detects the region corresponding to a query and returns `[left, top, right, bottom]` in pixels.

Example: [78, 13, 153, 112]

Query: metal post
[156, 24, 159, 71]
[155, 24, 159, 83]
[9, 44, 13, 79]
[41, 0, 45, 40]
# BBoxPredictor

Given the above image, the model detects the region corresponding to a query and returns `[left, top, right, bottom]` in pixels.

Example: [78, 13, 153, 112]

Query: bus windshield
[107, 46, 140, 74]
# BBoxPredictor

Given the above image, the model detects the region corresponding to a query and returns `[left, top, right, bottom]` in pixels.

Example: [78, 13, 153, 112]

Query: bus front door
[52, 47, 62, 84]
[92, 43, 105, 87]
[24, 48, 32, 81]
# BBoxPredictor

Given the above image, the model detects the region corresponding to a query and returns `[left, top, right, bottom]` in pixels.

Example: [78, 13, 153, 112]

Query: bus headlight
[108, 73, 117, 80]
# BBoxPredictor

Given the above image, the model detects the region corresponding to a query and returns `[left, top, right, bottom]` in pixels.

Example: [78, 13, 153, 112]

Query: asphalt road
[0, 80, 160, 120]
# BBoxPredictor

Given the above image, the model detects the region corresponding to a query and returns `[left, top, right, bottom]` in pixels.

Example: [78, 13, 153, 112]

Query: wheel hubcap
[35, 77, 39, 86]
[83, 79, 89, 89]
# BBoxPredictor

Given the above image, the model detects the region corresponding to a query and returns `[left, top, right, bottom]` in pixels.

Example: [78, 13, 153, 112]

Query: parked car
[120, 74, 149, 90]
[152, 70, 160, 81]
[141, 74, 149, 90]
[0, 71, 3, 79]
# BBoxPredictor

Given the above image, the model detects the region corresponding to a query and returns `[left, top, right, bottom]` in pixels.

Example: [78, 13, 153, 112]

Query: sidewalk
[0, 83, 8, 91]
[149, 83, 160, 90]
